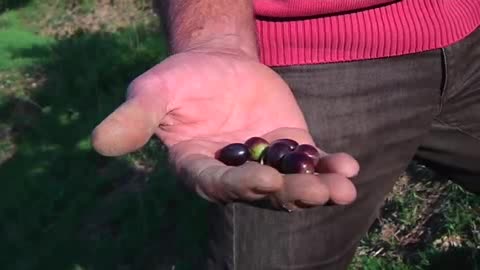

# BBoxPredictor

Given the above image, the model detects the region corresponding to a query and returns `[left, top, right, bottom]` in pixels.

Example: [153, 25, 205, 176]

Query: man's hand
[91, 49, 359, 211]
[91, 0, 359, 212]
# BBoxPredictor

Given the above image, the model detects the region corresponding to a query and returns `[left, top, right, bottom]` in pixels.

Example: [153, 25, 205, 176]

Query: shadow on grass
[394, 162, 479, 268]
[0, 27, 210, 270]
[0, 0, 32, 13]
[418, 247, 480, 270]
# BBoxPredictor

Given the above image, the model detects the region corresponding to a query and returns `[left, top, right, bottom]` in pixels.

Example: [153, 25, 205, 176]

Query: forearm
[157, 0, 258, 58]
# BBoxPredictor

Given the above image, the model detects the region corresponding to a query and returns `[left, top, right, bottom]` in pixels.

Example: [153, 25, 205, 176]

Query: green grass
[1, 1, 479, 270]
[350, 165, 480, 269]
[0, 11, 52, 70]
[0, 2, 210, 269]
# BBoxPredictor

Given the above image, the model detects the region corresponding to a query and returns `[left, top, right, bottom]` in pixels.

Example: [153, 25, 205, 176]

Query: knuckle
[126, 75, 164, 99]
[255, 175, 282, 191]
[308, 182, 330, 204]
[126, 77, 149, 98]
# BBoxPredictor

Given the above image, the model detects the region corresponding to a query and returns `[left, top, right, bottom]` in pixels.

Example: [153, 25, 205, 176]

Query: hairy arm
[155, 0, 258, 58]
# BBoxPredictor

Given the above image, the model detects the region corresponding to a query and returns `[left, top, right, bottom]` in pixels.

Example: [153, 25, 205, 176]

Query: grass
[0, 0, 33, 13]
[0, 1, 479, 269]
[0, 11, 52, 70]
[0, 2, 210, 269]
[350, 164, 480, 269]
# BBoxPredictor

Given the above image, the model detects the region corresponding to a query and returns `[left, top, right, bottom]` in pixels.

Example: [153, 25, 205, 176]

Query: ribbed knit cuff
[254, 0, 397, 18]
[256, 0, 480, 66]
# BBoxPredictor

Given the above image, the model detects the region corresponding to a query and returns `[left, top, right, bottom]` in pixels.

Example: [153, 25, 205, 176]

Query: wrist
[172, 34, 259, 61]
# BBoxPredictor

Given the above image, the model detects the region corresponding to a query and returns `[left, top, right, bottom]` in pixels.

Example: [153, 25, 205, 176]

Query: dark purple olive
[295, 144, 321, 165]
[280, 152, 315, 174]
[244, 137, 269, 161]
[216, 143, 250, 166]
[271, 138, 299, 151]
[262, 142, 293, 170]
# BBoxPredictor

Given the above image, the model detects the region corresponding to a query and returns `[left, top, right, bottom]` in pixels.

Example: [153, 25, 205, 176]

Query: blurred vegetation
[0, 1, 209, 269]
[0, 11, 52, 70]
[0, 0, 33, 13]
[0, 1, 479, 270]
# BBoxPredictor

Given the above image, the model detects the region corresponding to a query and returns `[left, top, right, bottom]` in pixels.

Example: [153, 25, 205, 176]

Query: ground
[0, 1, 479, 269]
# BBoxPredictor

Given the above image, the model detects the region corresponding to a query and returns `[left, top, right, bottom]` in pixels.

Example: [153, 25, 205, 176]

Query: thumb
[91, 94, 166, 156]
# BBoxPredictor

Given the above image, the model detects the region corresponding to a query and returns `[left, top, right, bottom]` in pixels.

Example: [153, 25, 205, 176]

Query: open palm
[92, 51, 359, 211]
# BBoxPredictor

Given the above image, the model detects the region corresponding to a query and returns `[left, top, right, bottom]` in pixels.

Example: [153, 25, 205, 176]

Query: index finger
[170, 142, 284, 203]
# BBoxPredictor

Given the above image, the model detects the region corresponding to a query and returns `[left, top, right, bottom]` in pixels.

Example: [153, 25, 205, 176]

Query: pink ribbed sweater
[254, 0, 480, 66]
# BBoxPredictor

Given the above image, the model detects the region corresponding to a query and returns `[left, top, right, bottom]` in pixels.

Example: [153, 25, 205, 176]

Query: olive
[216, 143, 250, 166]
[271, 138, 299, 151]
[244, 137, 269, 161]
[262, 141, 293, 170]
[294, 144, 321, 165]
[280, 152, 315, 174]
